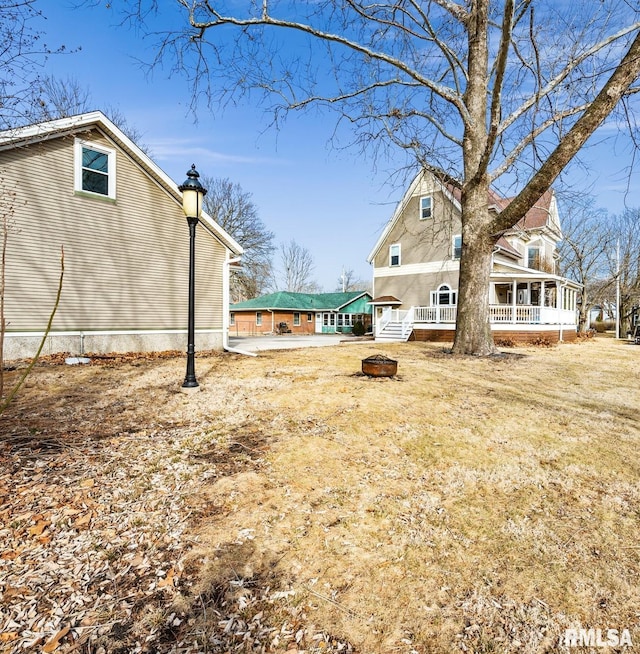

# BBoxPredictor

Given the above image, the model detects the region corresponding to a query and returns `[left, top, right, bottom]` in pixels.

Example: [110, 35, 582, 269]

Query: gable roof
[231, 291, 371, 312]
[367, 168, 561, 262]
[0, 111, 243, 256]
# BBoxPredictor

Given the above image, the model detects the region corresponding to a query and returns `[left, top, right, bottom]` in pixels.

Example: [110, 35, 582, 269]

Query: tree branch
[491, 29, 640, 233]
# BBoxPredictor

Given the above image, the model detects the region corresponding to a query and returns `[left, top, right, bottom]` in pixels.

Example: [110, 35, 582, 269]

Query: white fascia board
[0, 111, 244, 256]
[335, 292, 370, 310]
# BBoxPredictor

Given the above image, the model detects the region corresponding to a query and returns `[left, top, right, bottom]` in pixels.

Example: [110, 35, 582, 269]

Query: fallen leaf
[74, 511, 93, 527]
[157, 567, 175, 588]
[28, 519, 50, 536]
[43, 626, 71, 652]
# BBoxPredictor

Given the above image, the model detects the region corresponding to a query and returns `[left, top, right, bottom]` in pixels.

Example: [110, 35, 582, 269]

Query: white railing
[379, 307, 409, 332]
[411, 304, 577, 326]
[377, 306, 415, 339]
[414, 306, 457, 323]
[401, 307, 415, 339]
[489, 305, 541, 323]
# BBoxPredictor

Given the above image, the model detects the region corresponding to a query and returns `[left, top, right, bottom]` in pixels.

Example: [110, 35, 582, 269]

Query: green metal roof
[230, 291, 371, 311]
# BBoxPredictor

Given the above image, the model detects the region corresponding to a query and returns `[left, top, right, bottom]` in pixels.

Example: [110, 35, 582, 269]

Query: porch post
[512, 279, 517, 323]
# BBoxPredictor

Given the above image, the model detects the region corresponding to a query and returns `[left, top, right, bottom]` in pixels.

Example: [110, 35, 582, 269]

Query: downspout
[223, 256, 256, 357]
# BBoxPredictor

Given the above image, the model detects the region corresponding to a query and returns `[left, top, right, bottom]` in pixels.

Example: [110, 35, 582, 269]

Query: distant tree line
[559, 197, 640, 335]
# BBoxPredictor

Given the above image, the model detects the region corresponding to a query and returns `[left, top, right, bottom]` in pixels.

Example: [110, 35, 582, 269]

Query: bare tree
[111, 1, 640, 354]
[0, 173, 17, 401]
[604, 209, 640, 335]
[25, 75, 152, 153]
[336, 268, 371, 294]
[201, 176, 275, 301]
[558, 197, 613, 332]
[102, 104, 151, 154]
[0, 171, 63, 412]
[0, 1, 70, 129]
[27, 75, 92, 122]
[278, 240, 319, 293]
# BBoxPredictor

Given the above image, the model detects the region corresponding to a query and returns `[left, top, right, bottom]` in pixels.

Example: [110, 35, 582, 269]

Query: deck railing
[410, 305, 577, 325]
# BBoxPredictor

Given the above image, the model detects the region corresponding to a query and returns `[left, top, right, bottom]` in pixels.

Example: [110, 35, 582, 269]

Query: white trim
[452, 234, 462, 260]
[74, 138, 116, 199]
[389, 242, 401, 267]
[420, 195, 433, 220]
[373, 260, 460, 277]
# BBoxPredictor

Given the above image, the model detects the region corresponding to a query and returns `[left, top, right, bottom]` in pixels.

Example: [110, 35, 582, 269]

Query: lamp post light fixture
[178, 164, 207, 391]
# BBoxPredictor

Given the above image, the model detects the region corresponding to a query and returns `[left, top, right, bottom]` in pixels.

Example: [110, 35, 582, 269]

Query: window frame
[293, 312, 301, 326]
[389, 243, 401, 267]
[230, 313, 235, 326]
[74, 138, 116, 199]
[255, 311, 262, 326]
[431, 284, 458, 306]
[527, 246, 541, 270]
[420, 195, 433, 220]
[452, 234, 462, 260]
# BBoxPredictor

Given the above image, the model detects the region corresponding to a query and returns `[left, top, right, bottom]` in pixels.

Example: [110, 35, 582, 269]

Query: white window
[256, 312, 262, 326]
[293, 312, 301, 326]
[389, 243, 401, 267]
[453, 235, 462, 259]
[527, 246, 541, 270]
[431, 284, 457, 306]
[74, 139, 116, 199]
[420, 196, 432, 220]
[307, 313, 313, 322]
[230, 313, 235, 325]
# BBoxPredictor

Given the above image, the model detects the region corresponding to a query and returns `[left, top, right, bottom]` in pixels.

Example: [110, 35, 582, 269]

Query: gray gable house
[0, 111, 242, 359]
[368, 168, 581, 343]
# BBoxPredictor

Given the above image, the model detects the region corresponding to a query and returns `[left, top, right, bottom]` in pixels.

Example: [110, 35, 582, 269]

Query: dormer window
[74, 139, 116, 199]
[527, 246, 541, 270]
[420, 196, 432, 220]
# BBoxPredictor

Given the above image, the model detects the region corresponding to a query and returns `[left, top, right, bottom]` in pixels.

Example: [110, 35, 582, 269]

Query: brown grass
[1, 338, 639, 653]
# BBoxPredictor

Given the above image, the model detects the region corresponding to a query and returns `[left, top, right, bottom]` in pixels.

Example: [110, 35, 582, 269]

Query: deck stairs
[375, 320, 413, 342]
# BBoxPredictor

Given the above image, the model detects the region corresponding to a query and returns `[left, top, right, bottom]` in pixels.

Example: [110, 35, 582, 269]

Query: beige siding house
[368, 168, 581, 344]
[0, 111, 242, 358]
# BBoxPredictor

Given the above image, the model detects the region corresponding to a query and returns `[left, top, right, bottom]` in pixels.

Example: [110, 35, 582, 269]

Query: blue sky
[36, 2, 639, 291]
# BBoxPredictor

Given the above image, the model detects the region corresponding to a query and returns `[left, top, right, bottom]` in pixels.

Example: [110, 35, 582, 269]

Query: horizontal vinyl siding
[1, 130, 225, 333]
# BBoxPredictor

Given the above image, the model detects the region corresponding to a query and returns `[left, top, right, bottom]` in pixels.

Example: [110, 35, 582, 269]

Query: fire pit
[361, 354, 398, 377]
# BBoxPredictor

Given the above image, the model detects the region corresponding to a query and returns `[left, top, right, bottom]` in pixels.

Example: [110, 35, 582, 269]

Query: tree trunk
[452, 181, 497, 356]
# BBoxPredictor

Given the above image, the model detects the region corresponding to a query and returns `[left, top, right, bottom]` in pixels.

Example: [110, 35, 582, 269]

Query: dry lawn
[1, 337, 639, 653]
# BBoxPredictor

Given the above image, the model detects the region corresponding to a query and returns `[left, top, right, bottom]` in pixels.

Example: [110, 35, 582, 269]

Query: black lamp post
[178, 164, 207, 391]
